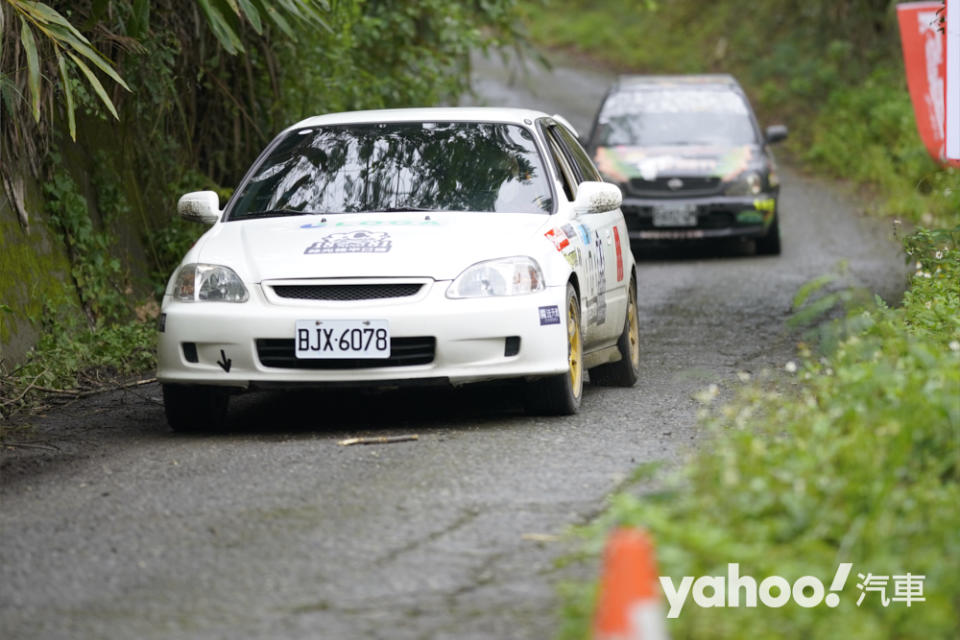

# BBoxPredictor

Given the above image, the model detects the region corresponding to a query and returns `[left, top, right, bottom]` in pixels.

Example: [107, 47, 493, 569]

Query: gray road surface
[0, 51, 906, 639]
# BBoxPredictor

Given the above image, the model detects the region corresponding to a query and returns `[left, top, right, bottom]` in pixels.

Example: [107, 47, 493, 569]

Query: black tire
[590, 276, 640, 387]
[756, 214, 781, 255]
[162, 384, 229, 433]
[524, 282, 583, 416]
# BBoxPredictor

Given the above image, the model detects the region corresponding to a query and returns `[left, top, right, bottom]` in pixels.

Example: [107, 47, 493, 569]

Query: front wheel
[590, 276, 640, 387]
[524, 282, 583, 416]
[756, 214, 781, 255]
[162, 384, 230, 433]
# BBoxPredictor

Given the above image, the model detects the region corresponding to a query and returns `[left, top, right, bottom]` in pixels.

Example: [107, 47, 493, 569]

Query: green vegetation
[521, 2, 960, 637]
[560, 228, 960, 639]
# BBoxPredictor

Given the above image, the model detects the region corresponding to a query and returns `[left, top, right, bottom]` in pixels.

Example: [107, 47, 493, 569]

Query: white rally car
[157, 107, 640, 431]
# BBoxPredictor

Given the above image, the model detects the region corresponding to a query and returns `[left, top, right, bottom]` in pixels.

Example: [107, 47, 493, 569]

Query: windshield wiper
[239, 209, 340, 220]
[373, 206, 443, 213]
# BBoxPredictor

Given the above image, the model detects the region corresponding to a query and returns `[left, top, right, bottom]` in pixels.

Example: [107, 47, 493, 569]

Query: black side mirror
[765, 124, 788, 145]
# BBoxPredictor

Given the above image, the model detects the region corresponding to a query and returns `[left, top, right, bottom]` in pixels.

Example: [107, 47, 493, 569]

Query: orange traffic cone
[592, 527, 670, 640]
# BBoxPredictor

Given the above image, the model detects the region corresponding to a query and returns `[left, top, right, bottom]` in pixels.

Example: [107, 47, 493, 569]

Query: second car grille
[270, 283, 424, 301]
[627, 176, 722, 197]
[255, 337, 436, 369]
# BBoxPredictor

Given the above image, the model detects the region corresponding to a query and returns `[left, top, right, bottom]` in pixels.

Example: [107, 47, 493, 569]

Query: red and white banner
[897, 1, 960, 166]
[946, 0, 960, 159]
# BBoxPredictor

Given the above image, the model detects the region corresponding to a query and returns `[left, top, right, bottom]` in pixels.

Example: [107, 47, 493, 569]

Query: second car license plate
[652, 204, 697, 227]
[295, 319, 390, 359]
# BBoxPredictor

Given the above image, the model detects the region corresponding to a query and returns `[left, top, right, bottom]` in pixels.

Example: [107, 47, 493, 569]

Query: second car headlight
[725, 171, 763, 196]
[447, 257, 545, 298]
[173, 263, 249, 302]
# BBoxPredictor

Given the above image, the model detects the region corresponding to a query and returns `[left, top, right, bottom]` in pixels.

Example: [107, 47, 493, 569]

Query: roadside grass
[558, 227, 960, 638]
[0, 317, 156, 428]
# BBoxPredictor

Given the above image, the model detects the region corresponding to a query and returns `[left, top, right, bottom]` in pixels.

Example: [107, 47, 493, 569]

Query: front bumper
[621, 194, 776, 242]
[157, 280, 570, 389]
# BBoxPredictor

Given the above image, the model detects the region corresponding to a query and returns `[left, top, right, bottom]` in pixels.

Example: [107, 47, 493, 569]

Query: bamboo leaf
[129, 0, 151, 39]
[260, 3, 294, 38]
[235, 0, 263, 33]
[65, 51, 119, 120]
[19, 18, 41, 123]
[40, 22, 130, 90]
[17, 1, 92, 43]
[195, 0, 244, 54]
[56, 51, 76, 141]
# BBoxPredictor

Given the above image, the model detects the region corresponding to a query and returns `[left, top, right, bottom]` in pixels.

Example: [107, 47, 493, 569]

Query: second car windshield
[229, 121, 553, 219]
[595, 88, 757, 147]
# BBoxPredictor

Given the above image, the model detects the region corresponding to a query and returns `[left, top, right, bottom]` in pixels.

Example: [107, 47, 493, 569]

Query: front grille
[256, 337, 436, 369]
[627, 176, 722, 198]
[271, 283, 423, 301]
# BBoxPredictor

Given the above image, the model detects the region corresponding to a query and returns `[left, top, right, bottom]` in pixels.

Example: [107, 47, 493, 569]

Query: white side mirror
[573, 181, 622, 215]
[177, 191, 221, 225]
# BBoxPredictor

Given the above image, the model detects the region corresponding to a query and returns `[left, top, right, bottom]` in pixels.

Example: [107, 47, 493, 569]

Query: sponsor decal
[577, 223, 591, 245]
[753, 198, 776, 213]
[305, 231, 392, 254]
[564, 251, 578, 268]
[301, 219, 440, 229]
[736, 210, 764, 224]
[591, 231, 607, 325]
[544, 228, 570, 252]
[539, 305, 561, 326]
[561, 224, 577, 240]
[613, 226, 624, 282]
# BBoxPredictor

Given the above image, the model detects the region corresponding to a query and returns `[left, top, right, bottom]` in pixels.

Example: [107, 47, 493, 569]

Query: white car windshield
[596, 88, 757, 147]
[229, 121, 554, 219]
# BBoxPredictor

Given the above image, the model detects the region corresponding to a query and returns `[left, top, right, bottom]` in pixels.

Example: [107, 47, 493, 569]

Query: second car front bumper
[620, 194, 776, 242]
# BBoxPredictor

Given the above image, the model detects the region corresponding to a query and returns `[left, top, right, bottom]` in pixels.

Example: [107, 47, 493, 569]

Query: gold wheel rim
[627, 284, 640, 369]
[568, 294, 583, 398]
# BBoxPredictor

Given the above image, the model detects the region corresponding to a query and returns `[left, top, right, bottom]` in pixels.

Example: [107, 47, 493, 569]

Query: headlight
[447, 257, 545, 299]
[173, 264, 249, 302]
[725, 171, 763, 196]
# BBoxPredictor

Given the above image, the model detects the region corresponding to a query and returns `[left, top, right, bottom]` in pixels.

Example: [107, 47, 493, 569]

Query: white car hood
[195, 211, 556, 282]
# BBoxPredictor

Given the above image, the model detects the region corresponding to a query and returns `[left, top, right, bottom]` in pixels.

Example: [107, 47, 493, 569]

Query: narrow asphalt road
[0, 51, 906, 640]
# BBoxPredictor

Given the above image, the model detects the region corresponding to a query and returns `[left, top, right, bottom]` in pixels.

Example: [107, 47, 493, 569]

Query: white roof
[288, 107, 550, 131]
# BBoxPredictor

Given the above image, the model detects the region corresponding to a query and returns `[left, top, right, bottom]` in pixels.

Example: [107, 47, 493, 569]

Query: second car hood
[594, 144, 759, 183]
[194, 211, 553, 282]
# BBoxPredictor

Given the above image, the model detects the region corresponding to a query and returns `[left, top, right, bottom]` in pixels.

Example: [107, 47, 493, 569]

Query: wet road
[0, 51, 906, 639]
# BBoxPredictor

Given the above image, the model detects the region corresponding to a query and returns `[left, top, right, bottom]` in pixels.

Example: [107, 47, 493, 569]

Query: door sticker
[614, 226, 624, 282]
[545, 228, 570, 252]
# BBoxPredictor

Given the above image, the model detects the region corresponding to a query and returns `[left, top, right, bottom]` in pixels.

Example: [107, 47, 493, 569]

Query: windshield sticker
[305, 231, 392, 254]
[595, 146, 718, 182]
[595, 145, 755, 182]
[599, 89, 749, 121]
[545, 228, 570, 252]
[715, 146, 753, 180]
[539, 305, 561, 326]
[301, 219, 440, 229]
